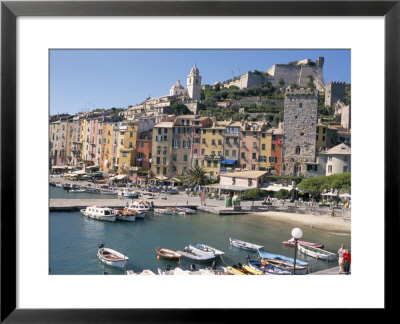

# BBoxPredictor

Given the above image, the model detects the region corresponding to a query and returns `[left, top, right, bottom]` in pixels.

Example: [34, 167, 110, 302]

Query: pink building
[219, 170, 267, 190]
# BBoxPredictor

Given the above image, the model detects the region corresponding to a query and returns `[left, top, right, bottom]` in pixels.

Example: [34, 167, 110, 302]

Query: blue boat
[247, 260, 291, 275]
[258, 250, 309, 267]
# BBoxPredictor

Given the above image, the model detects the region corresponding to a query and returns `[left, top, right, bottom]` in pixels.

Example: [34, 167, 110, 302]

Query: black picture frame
[1, 0, 398, 322]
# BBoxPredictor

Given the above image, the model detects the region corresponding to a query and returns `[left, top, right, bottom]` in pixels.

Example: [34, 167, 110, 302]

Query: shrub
[243, 188, 267, 200]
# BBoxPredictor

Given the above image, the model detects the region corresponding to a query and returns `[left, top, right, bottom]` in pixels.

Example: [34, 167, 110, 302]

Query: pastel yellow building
[102, 123, 114, 171]
[200, 120, 228, 179]
[259, 130, 272, 170]
[117, 121, 138, 174]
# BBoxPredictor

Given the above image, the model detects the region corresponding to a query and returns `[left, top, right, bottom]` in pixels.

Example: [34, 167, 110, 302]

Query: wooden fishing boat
[258, 250, 309, 267]
[223, 266, 247, 275]
[155, 247, 182, 260]
[247, 260, 291, 275]
[80, 206, 116, 222]
[97, 244, 129, 269]
[113, 209, 136, 222]
[188, 243, 225, 255]
[177, 247, 216, 262]
[229, 238, 264, 251]
[126, 269, 156, 275]
[282, 238, 324, 249]
[242, 264, 264, 275]
[153, 208, 174, 215]
[297, 243, 337, 261]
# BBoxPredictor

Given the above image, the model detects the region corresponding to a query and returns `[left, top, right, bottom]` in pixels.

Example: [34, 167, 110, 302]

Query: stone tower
[325, 81, 346, 107]
[187, 64, 202, 101]
[282, 88, 318, 176]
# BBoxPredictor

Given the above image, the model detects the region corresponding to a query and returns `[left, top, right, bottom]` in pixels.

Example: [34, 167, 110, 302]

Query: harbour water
[50, 207, 351, 275]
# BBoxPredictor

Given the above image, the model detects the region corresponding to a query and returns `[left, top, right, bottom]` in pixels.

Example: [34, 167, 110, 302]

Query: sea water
[49, 210, 351, 275]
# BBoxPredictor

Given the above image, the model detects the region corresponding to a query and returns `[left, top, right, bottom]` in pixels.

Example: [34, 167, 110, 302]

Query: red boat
[282, 238, 324, 249]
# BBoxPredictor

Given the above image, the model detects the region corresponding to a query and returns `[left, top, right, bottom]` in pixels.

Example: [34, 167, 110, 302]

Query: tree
[324, 173, 351, 206]
[171, 103, 191, 115]
[243, 188, 266, 200]
[275, 189, 290, 200]
[183, 165, 210, 188]
[297, 176, 326, 200]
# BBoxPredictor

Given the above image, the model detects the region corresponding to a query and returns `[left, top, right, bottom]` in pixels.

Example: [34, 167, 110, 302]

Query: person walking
[338, 244, 345, 274]
[343, 249, 351, 274]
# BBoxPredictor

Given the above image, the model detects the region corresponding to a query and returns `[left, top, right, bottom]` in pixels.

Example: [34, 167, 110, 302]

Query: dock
[309, 266, 350, 275]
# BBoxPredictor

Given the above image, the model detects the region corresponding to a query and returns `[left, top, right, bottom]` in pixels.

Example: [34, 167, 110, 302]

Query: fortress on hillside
[223, 57, 325, 92]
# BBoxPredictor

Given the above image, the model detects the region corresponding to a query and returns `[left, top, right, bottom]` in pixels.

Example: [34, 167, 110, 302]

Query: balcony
[203, 155, 222, 160]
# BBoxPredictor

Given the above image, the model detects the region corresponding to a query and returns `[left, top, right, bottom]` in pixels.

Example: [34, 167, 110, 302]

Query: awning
[136, 158, 143, 161]
[220, 159, 237, 165]
[116, 174, 128, 180]
[155, 176, 169, 180]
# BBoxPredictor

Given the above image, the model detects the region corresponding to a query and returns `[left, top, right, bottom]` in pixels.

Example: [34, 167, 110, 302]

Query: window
[141, 142, 144, 148]
[328, 156, 332, 161]
[130, 132, 133, 137]
[163, 135, 167, 141]
[253, 132, 257, 138]
[242, 132, 246, 137]
[295, 146, 300, 155]
[163, 157, 166, 165]
[241, 142, 246, 147]
[202, 138, 206, 144]
[252, 165, 256, 170]
[122, 153, 127, 158]
[232, 177, 236, 185]
[299, 103, 302, 108]
[233, 138, 238, 146]
[156, 157, 160, 164]
[252, 153, 257, 160]
[173, 155, 177, 161]
[233, 128, 239, 134]
[164, 128, 168, 134]
[194, 149, 198, 154]
[213, 161, 218, 168]
[212, 139, 216, 145]
[183, 167, 187, 173]
[158, 128, 162, 135]
[322, 136, 325, 141]
[193, 138, 200, 143]
[211, 151, 215, 156]
[218, 151, 222, 156]
[253, 142, 257, 148]
[328, 165, 332, 173]
[269, 157, 277, 163]
[316, 135, 319, 140]
[129, 142, 133, 148]
[323, 128, 326, 134]
[157, 146, 161, 155]
[225, 138, 230, 144]
[272, 144, 276, 151]
[183, 155, 188, 162]
[242, 164, 246, 169]
[241, 152, 245, 159]
[172, 166, 177, 171]
[262, 144, 266, 150]
[173, 140, 179, 148]
[163, 167, 166, 175]
[344, 156, 348, 161]
[202, 129, 206, 134]
[183, 140, 190, 149]
[201, 149, 205, 155]
[232, 150, 236, 157]
[210, 171, 214, 177]
[225, 150, 229, 156]
[218, 139, 222, 145]
[156, 167, 160, 174]
[207, 161, 211, 167]
[248, 179, 253, 186]
[195, 159, 198, 166]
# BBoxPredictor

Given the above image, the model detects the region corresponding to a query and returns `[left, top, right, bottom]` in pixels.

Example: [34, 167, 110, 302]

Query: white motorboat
[113, 209, 136, 222]
[125, 200, 149, 218]
[153, 208, 175, 215]
[80, 206, 116, 222]
[97, 245, 129, 269]
[297, 243, 337, 261]
[157, 265, 216, 275]
[118, 188, 139, 198]
[229, 238, 264, 251]
[177, 247, 216, 262]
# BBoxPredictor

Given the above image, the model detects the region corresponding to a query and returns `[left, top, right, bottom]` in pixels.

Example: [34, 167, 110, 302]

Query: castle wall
[298, 65, 324, 88]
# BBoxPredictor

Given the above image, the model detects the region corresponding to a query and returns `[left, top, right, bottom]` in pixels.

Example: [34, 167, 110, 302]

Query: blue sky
[50, 49, 350, 115]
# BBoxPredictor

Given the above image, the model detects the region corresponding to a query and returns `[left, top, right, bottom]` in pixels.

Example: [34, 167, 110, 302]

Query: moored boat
[176, 207, 196, 214]
[80, 206, 116, 222]
[177, 247, 216, 262]
[114, 209, 136, 222]
[282, 238, 324, 249]
[155, 247, 182, 260]
[118, 188, 139, 198]
[229, 238, 264, 251]
[242, 264, 264, 275]
[126, 269, 156, 275]
[125, 200, 149, 218]
[153, 208, 175, 215]
[297, 243, 337, 261]
[258, 250, 309, 267]
[188, 243, 225, 255]
[97, 244, 129, 269]
[247, 260, 291, 275]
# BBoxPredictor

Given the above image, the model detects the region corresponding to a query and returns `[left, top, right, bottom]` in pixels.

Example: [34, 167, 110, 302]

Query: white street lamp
[291, 227, 303, 275]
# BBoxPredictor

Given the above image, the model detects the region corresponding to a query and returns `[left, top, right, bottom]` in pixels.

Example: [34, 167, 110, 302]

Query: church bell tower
[187, 64, 201, 101]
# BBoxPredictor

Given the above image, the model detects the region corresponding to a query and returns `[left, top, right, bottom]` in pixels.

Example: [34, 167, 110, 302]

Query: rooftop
[321, 143, 351, 155]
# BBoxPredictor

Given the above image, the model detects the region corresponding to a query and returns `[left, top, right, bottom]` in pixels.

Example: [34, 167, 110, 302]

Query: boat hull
[156, 247, 182, 259]
[188, 244, 225, 256]
[177, 248, 216, 262]
[81, 211, 116, 222]
[297, 244, 337, 261]
[229, 238, 264, 252]
[283, 239, 324, 249]
[116, 214, 136, 222]
[97, 248, 129, 269]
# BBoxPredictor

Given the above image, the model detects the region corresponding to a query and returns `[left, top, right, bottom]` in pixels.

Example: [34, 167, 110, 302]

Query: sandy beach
[256, 211, 351, 233]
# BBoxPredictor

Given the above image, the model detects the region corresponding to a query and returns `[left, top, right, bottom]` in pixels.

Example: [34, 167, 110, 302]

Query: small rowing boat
[188, 243, 225, 255]
[229, 238, 264, 251]
[177, 247, 216, 262]
[247, 260, 291, 275]
[297, 243, 337, 261]
[97, 244, 129, 269]
[155, 247, 182, 260]
[282, 238, 324, 249]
